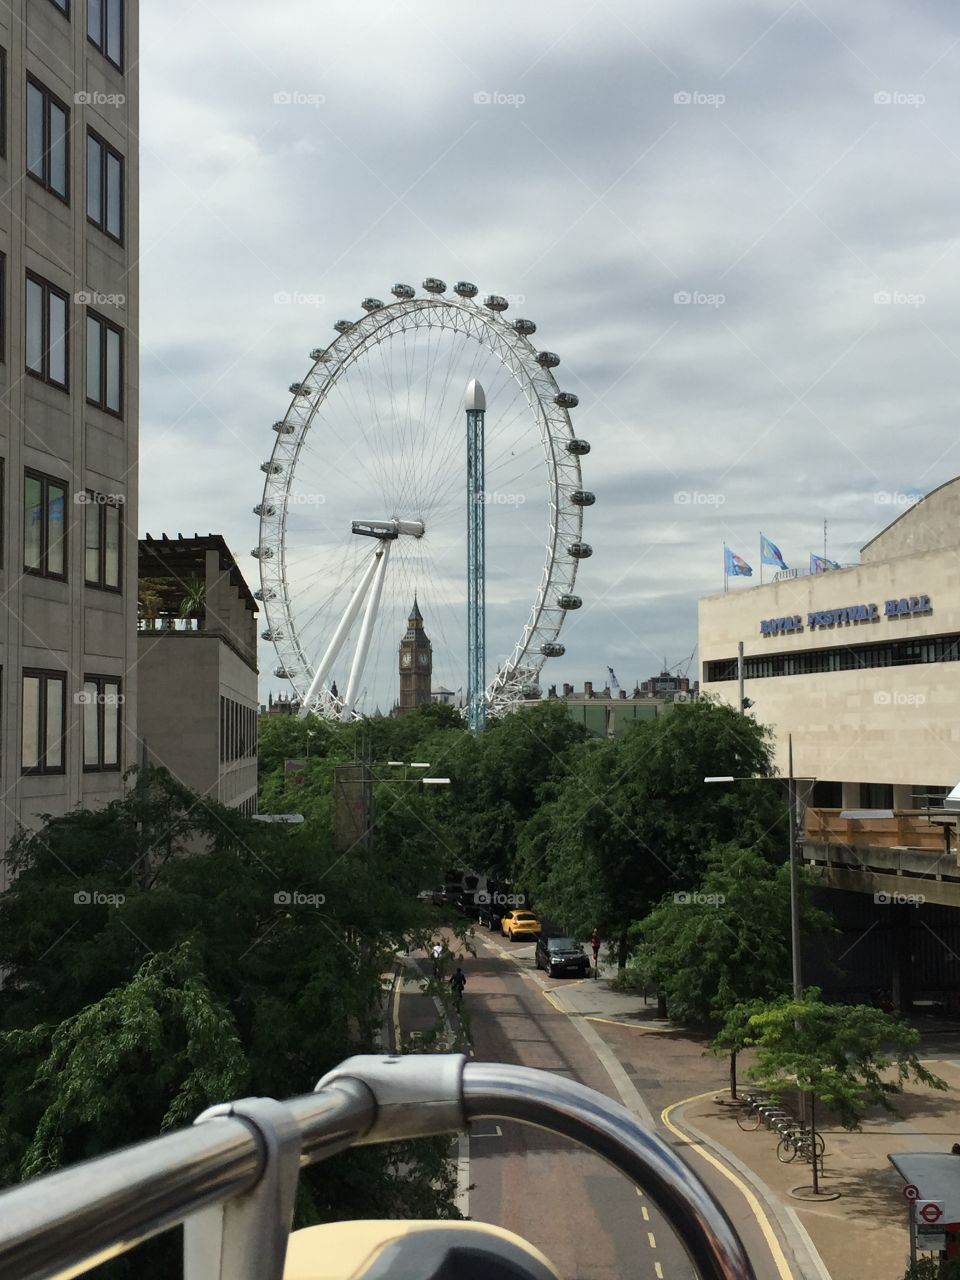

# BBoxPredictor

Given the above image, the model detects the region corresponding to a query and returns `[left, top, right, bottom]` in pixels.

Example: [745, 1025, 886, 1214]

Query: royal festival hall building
[699, 479, 960, 1007]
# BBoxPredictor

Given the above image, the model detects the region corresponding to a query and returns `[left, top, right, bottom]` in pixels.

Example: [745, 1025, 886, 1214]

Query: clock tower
[398, 597, 433, 714]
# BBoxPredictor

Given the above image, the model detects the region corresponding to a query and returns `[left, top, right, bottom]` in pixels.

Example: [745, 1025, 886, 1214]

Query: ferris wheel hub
[351, 518, 425, 541]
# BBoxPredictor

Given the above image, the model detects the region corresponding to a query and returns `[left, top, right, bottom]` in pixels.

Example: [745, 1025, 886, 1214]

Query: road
[393, 925, 797, 1280]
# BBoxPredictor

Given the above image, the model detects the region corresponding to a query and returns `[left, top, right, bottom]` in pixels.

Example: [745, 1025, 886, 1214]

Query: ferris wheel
[253, 280, 594, 721]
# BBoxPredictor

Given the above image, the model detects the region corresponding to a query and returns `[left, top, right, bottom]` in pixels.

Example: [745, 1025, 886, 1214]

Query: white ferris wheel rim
[254, 286, 589, 716]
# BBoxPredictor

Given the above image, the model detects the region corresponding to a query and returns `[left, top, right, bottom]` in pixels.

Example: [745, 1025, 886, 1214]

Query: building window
[26, 273, 69, 389]
[24, 470, 66, 579]
[88, 0, 123, 70]
[26, 78, 69, 201]
[22, 670, 65, 774]
[49, 0, 69, 12]
[86, 130, 123, 241]
[83, 493, 121, 590]
[220, 696, 256, 762]
[82, 675, 121, 770]
[86, 311, 122, 414]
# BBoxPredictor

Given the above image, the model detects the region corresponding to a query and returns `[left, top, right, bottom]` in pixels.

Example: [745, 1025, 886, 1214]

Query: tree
[518, 700, 784, 966]
[631, 844, 831, 1096]
[0, 768, 460, 1278]
[718, 989, 947, 1192]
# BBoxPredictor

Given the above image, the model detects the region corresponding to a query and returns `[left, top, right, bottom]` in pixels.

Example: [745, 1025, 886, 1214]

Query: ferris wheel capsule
[423, 277, 446, 293]
[392, 283, 415, 299]
[254, 503, 276, 517]
[571, 490, 595, 506]
[251, 546, 273, 560]
[567, 438, 590, 455]
[273, 421, 294, 434]
[289, 382, 310, 396]
[536, 351, 560, 368]
[484, 294, 509, 312]
[555, 391, 579, 408]
[361, 298, 383, 312]
[540, 642, 565, 657]
[334, 320, 355, 334]
[558, 594, 582, 610]
[261, 461, 282, 474]
[514, 318, 536, 335]
[454, 281, 478, 297]
[310, 348, 333, 362]
[568, 542, 593, 558]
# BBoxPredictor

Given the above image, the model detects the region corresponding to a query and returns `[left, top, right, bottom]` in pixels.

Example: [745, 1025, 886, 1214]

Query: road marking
[655, 1264, 664, 1279]
[641, 1205, 650, 1221]
[585, 1016, 675, 1033]
[661, 1094, 793, 1280]
[648, 1231, 657, 1249]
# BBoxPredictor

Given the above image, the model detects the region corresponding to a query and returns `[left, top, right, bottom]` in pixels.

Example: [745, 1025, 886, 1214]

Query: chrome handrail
[0, 1055, 756, 1280]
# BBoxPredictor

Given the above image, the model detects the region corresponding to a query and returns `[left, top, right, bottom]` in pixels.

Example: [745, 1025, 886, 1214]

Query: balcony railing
[805, 807, 947, 852]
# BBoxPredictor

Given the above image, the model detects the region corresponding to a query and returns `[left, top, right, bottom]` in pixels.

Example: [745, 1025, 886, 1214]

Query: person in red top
[590, 928, 600, 965]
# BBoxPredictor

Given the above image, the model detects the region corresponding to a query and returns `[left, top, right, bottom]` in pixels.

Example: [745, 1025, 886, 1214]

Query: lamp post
[705, 731, 806, 1000]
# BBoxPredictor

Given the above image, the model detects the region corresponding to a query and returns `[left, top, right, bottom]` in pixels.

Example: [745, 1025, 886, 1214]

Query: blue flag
[810, 553, 840, 574]
[724, 545, 752, 577]
[760, 534, 787, 570]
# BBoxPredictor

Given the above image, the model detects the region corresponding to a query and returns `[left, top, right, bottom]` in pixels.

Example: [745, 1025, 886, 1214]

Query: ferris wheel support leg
[298, 551, 383, 718]
[340, 542, 391, 722]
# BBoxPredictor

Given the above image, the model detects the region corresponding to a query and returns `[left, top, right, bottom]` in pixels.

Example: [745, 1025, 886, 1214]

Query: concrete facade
[0, 1, 139, 877]
[699, 478, 960, 792]
[138, 537, 258, 814]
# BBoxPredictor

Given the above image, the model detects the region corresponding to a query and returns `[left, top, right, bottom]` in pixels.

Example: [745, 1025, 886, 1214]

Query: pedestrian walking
[432, 941, 444, 978]
[590, 927, 601, 977]
[450, 966, 466, 1006]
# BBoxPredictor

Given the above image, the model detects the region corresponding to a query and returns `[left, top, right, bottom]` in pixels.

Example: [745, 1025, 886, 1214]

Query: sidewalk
[546, 970, 960, 1280]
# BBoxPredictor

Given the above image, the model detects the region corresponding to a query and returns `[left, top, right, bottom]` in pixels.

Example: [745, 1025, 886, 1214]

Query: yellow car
[500, 910, 541, 941]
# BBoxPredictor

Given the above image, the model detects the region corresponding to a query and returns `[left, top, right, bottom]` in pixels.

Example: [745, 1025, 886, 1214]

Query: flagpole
[723, 543, 728, 594]
[759, 535, 763, 586]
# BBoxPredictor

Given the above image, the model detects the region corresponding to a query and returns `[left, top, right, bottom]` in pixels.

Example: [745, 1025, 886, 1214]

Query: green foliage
[631, 844, 830, 1025]
[716, 989, 948, 1129]
[903, 1258, 960, 1280]
[517, 699, 784, 956]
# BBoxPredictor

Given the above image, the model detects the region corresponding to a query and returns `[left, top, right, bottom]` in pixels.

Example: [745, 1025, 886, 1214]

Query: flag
[810, 553, 840, 574]
[760, 534, 787, 570]
[724, 545, 752, 577]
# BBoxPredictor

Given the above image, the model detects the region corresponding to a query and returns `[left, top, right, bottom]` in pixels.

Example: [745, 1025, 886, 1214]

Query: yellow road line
[655, 1263, 664, 1279]
[647, 1231, 657, 1248]
[642, 1205, 650, 1221]
[585, 1016, 674, 1032]
[661, 1093, 793, 1280]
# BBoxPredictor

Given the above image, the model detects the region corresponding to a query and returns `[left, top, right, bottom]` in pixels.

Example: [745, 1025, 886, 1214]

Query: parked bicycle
[776, 1127, 825, 1164]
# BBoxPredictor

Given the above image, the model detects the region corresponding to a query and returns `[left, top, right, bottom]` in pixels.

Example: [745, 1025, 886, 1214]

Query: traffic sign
[904, 1184, 920, 1202]
[917, 1201, 944, 1225]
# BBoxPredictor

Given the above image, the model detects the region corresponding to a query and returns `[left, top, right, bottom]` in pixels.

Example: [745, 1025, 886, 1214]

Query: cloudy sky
[138, 1, 960, 702]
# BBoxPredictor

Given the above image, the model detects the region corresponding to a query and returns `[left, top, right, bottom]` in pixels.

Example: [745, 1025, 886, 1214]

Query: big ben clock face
[418, 651, 429, 667]
[401, 651, 412, 669]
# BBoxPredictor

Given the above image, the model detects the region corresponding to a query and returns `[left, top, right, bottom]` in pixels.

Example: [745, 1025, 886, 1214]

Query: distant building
[538, 680, 689, 738]
[263, 692, 301, 716]
[398, 598, 432, 714]
[431, 686, 457, 706]
[635, 671, 700, 698]
[138, 535, 258, 814]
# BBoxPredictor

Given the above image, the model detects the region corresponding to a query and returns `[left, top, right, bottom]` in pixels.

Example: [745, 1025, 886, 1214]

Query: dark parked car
[535, 935, 590, 978]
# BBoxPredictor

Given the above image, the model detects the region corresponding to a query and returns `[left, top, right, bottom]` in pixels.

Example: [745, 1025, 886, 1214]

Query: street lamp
[704, 732, 805, 999]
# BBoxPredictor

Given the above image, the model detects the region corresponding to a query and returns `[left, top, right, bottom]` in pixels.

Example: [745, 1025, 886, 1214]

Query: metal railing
[0, 1054, 756, 1280]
